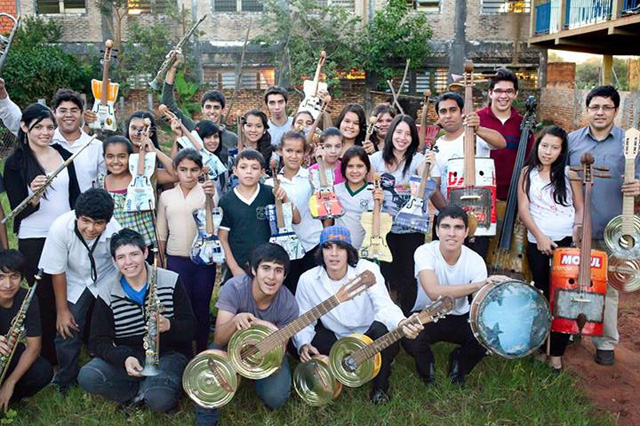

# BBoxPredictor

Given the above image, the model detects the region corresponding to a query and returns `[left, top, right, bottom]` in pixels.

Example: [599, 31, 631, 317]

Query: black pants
[18, 238, 57, 366]
[526, 236, 572, 357]
[311, 320, 399, 394]
[466, 236, 490, 258]
[283, 245, 318, 295]
[381, 232, 424, 315]
[402, 313, 485, 379]
[5, 344, 54, 401]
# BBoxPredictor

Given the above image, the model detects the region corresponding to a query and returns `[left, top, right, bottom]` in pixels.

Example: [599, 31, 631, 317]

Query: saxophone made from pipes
[141, 250, 163, 377]
[0, 269, 42, 384]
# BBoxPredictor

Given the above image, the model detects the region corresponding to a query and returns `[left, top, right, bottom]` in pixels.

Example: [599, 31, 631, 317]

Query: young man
[568, 85, 640, 366]
[433, 92, 506, 257]
[78, 229, 195, 412]
[477, 68, 534, 202]
[195, 243, 298, 426]
[218, 149, 300, 278]
[264, 86, 293, 147]
[294, 226, 422, 404]
[51, 89, 106, 192]
[403, 205, 507, 385]
[39, 188, 121, 392]
[0, 250, 53, 412]
[161, 53, 238, 164]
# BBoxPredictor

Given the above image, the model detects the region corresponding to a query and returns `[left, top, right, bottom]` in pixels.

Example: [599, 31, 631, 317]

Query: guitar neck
[256, 295, 340, 354]
[417, 161, 430, 200]
[418, 96, 429, 147]
[272, 170, 286, 229]
[317, 157, 330, 187]
[351, 322, 411, 366]
[204, 177, 214, 234]
[578, 184, 593, 291]
[100, 58, 110, 105]
[622, 158, 635, 234]
[372, 196, 381, 238]
[136, 146, 146, 177]
[463, 84, 476, 187]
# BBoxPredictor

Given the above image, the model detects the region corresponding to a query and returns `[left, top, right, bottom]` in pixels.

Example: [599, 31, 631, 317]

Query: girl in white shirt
[517, 125, 583, 372]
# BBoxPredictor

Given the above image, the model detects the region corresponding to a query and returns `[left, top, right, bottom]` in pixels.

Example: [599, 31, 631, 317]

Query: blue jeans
[194, 343, 292, 426]
[53, 289, 94, 389]
[78, 352, 188, 413]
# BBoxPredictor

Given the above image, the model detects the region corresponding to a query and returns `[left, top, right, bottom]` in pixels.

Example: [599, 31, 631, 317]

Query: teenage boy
[264, 86, 293, 147]
[477, 68, 534, 202]
[78, 229, 195, 413]
[403, 205, 508, 386]
[39, 188, 121, 392]
[568, 85, 640, 366]
[0, 250, 53, 412]
[433, 92, 506, 257]
[195, 243, 298, 426]
[294, 226, 422, 404]
[218, 149, 300, 278]
[161, 53, 238, 163]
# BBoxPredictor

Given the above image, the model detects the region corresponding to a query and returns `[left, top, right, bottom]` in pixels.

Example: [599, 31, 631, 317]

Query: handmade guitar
[90, 40, 119, 132]
[125, 119, 155, 212]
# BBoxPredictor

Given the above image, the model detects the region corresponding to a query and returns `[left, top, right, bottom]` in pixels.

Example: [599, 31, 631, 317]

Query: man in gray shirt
[568, 85, 640, 366]
[264, 86, 293, 147]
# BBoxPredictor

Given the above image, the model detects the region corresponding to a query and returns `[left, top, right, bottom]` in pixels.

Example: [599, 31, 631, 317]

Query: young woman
[99, 136, 156, 254]
[335, 104, 366, 154]
[369, 114, 440, 315]
[518, 125, 583, 373]
[267, 131, 322, 294]
[292, 111, 314, 132]
[309, 128, 345, 185]
[157, 149, 217, 353]
[125, 111, 176, 185]
[4, 103, 81, 366]
[371, 103, 396, 152]
[241, 109, 274, 166]
[334, 146, 383, 250]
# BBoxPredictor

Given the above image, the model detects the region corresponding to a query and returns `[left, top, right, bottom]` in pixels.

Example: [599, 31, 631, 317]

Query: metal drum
[469, 280, 551, 359]
[227, 324, 285, 380]
[294, 355, 342, 406]
[328, 334, 381, 388]
[182, 349, 239, 409]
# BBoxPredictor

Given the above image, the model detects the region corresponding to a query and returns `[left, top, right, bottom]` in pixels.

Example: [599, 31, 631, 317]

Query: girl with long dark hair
[241, 110, 274, 165]
[4, 103, 82, 366]
[517, 125, 583, 372]
[335, 104, 366, 155]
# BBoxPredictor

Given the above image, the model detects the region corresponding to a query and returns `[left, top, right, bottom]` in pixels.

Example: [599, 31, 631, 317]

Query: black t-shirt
[0, 287, 41, 338]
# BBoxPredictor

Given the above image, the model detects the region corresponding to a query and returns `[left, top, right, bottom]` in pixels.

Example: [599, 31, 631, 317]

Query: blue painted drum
[469, 280, 552, 359]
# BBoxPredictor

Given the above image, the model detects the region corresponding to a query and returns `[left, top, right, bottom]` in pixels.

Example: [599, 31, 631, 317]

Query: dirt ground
[564, 291, 640, 426]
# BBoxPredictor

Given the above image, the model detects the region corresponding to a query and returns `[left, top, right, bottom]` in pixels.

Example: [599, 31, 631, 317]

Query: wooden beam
[608, 27, 637, 36]
[612, 0, 623, 19]
[603, 54, 613, 85]
[529, 0, 537, 39]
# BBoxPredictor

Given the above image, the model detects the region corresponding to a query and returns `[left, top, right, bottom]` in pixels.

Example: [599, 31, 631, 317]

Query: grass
[0, 160, 616, 426]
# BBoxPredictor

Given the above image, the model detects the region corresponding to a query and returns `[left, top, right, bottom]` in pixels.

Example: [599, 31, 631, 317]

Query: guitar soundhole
[479, 170, 485, 176]
[619, 234, 635, 250]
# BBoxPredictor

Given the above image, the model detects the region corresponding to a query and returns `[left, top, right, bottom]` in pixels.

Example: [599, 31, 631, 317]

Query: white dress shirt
[39, 211, 121, 304]
[52, 129, 105, 192]
[293, 259, 406, 350]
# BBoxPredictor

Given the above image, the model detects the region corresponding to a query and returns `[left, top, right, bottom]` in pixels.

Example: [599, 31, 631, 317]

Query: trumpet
[141, 249, 163, 376]
[0, 13, 19, 74]
[148, 15, 207, 90]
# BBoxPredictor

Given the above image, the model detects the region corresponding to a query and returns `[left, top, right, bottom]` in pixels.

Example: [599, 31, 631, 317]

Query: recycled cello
[550, 153, 610, 335]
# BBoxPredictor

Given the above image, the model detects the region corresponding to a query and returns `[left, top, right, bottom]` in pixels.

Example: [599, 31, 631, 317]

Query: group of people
[0, 54, 636, 426]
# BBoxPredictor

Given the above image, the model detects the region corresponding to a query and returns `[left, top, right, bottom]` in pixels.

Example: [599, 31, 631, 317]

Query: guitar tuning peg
[595, 173, 612, 179]
[594, 166, 610, 172]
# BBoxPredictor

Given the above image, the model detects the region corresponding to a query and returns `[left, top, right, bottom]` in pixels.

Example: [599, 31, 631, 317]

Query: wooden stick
[387, 80, 405, 115]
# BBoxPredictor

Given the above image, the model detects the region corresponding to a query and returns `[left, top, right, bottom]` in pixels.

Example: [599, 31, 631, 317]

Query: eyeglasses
[587, 105, 616, 112]
[492, 89, 516, 96]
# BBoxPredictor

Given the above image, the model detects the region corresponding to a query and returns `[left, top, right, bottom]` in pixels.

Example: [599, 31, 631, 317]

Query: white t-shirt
[268, 117, 294, 147]
[19, 165, 71, 239]
[369, 151, 440, 234]
[433, 133, 492, 199]
[413, 240, 487, 315]
[526, 167, 575, 243]
[335, 182, 374, 249]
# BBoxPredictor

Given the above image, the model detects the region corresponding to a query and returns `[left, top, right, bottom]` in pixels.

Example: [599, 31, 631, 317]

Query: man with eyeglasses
[568, 85, 640, 367]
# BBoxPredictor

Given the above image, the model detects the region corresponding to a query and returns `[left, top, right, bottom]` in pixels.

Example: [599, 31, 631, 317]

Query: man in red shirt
[477, 68, 533, 201]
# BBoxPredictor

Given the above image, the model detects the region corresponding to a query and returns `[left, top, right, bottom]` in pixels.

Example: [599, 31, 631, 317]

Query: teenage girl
[334, 146, 383, 249]
[310, 128, 345, 186]
[241, 109, 274, 166]
[335, 104, 367, 155]
[157, 149, 217, 353]
[370, 103, 396, 153]
[125, 111, 176, 185]
[518, 125, 583, 373]
[4, 103, 81, 366]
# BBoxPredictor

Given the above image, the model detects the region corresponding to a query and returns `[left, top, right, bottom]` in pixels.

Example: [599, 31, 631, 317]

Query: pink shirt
[309, 160, 345, 185]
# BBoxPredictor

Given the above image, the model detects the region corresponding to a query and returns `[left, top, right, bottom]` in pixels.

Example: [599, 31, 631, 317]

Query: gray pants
[591, 239, 619, 351]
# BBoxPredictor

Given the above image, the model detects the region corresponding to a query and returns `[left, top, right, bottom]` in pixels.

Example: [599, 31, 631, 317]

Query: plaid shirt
[98, 175, 156, 246]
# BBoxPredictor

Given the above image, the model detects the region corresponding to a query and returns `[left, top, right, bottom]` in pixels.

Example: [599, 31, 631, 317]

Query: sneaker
[594, 349, 615, 366]
[369, 388, 390, 404]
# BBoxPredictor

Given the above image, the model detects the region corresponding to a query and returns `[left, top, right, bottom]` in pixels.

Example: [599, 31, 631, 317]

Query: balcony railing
[623, 0, 640, 14]
[533, 0, 622, 35]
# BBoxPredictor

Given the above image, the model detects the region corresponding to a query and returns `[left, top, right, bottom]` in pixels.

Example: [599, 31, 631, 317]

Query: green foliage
[174, 71, 200, 119]
[2, 17, 92, 106]
[359, 0, 432, 84]
[576, 57, 629, 91]
[0, 409, 16, 425]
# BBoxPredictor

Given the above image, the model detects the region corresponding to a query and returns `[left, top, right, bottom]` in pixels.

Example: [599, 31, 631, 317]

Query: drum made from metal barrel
[469, 280, 551, 359]
[182, 349, 240, 409]
[294, 355, 342, 406]
[550, 248, 607, 335]
[227, 323, 286, 380]
[328, 334, 381, 388]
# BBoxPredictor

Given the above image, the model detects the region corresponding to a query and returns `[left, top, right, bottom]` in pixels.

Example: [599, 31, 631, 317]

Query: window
[482, 0, 531, 14]
[203, 67, 275, 89]
[409, 0, 440, 13]
[416, 68, 449, 94]
[128, 0, 173, 14]
[212, 0, 263, 12]
[37, 0, 86, 14]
